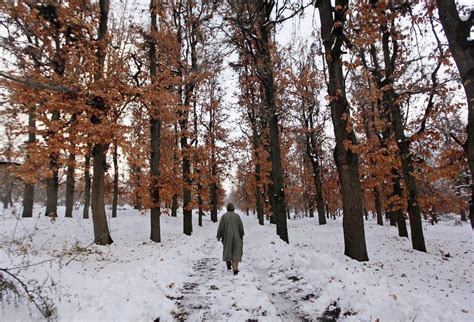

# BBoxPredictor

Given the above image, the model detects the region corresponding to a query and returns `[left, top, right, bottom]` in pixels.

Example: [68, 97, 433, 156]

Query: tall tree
[317, 0, 368, 261]
[90, 0, 113, 245]
[435, 0, 474, 228]
[149, 0, 162, 242]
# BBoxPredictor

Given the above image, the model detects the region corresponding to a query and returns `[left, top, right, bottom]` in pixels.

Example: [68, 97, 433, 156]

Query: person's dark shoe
[233, 270, 239, 276]
[226, 261, 232, 270]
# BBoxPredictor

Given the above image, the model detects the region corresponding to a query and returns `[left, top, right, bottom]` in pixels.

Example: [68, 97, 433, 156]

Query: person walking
[216, 203, 244, 275]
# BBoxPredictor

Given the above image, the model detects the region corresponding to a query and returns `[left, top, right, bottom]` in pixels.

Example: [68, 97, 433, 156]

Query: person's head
[226, 203, 235, 212]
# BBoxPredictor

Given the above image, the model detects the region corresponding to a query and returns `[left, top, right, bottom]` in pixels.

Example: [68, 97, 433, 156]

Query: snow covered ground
[0, 205, 472, 321]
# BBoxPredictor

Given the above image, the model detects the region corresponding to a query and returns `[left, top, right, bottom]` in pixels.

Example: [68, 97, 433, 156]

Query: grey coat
[216, 211, 245, 262]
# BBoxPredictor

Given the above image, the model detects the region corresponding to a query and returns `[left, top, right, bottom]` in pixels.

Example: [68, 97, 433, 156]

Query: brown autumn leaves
[0, 1, 469, 261]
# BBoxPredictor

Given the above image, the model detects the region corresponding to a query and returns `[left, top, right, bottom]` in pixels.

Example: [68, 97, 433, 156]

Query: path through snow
[1, 206, 472, 321]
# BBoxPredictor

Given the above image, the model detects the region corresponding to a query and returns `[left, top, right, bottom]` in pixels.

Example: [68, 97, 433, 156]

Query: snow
[1, 205, 472, 321]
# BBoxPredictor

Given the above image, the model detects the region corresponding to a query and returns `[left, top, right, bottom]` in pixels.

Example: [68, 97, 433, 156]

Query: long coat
[216, 211, 245, 262]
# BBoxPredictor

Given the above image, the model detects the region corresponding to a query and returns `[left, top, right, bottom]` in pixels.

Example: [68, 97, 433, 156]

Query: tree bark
[182, 140, 192, 235]
[83, 145, 91, 219]
[149, 0, 161, 242]
[255, 0, 289, 243]
[389, 95, 426, 250]
[210, 165, 218, 223]
[91, 143, 113, 245]
[65, 151, 75, 218]
[90, 0, 113, 245]
[171, 194, 178, 217]
[45, 110, 60, 217]
[306, 135, 326, 225]
[318, 0, 368, 261]
[112, 141, 118, 218]
[390, 169, 408, 237]
[251, 128, 265, 225]
[436, 0, 474, 230]
[374, 187, 383, 226]
[22, 106, 36, 217]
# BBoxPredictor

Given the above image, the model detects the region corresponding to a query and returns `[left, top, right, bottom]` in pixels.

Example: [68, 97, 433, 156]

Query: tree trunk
[90, 0, 113, 245]
[210, 169, 218, 223]
[307, 153, 326, 225]
[22, 99, 37, 218]
[45, 110, 60, 217]
[318, 0, 368, 261]
[389, 92, 426, 251]
[91, 143, 113, 245]
[83, 146, 91, 219]
[305, 120, 326, 224]
[22, 183, 34, 217]
[255, 0, 289, 243]
[267, 184, 277, 225]
[197, 182, 204, 227]
[171, 194, 178, 217]
[182, 141, 192, 235]
[65, 151, 75, 218]
[390, 169, 408, 237]
[252, 128, 265, 226]
[374, 187, 383, 226]
[460, 209, 467, 221]
[149, 0, 161, 242]
[112, 141, 118, 218]
[150, 113, 161, 242]
[436, 0, 474, 231]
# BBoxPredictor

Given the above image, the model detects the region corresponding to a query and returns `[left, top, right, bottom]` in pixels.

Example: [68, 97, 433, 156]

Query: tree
[317, 0, 369, 261]
[149, 0, 162, 242]
[90, 0, 113, 245]
[226, 0, 311, 243]
[435, 0, 474, 228]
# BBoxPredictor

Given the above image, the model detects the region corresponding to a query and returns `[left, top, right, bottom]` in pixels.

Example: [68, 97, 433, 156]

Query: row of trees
[0, 0, 230, 244]
[229, 0, 470, 261]
[0, 0, 471, 262]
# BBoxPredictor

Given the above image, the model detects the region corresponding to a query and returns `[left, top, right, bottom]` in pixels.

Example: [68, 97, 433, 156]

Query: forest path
[172, 223, 315, 321]
[173, 237, 221, 321]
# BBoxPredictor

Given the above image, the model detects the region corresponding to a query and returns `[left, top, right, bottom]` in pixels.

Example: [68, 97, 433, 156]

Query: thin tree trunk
[252, 128, 265, 226]
[389, 97, 425, 250]
[374, 187, 383, 226]
[65, 152, 75, 218]
[150, 111, 162, 242]
[171, 194, 178, 217]
[22, 103, 37, 218]
[307, 148, 326, 225]
[210, 165, 218, 223]
[197, 181, 204, 227]
[112, 141, 119, 218]
[149, 0, 161, 242]
[318, 0, 368, 261]
[65, 114, 77, 218]
[83, 145, 91, 219]
[182, 141, 192, 235]
[45, 110, 60, 217]
[390, 169, 408, 237]
[305, 113, 326, 224]
[22, 106, 36, 217]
